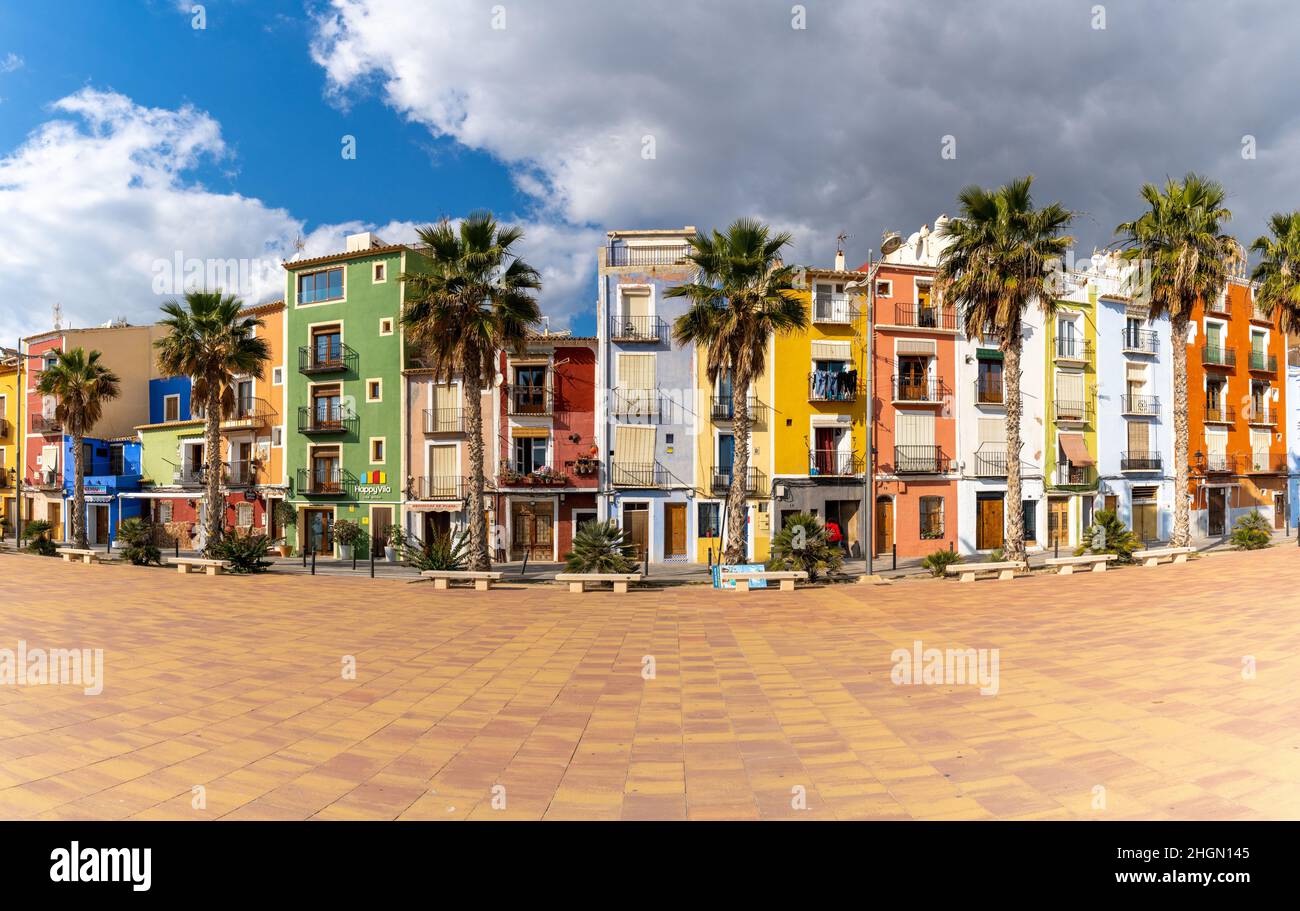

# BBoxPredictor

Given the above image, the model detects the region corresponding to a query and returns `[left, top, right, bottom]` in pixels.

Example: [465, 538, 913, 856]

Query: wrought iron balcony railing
[611, 387, 659, 419]
[1201, 345, 1236, 368]
[1246, 404, 1276, 425]
[892, 375, 947, 403]
[1120, 452, 1162, 472]
[1248, 351, 1278, 373]
[1204, 403, 1235, 424]
[423, 407, 465, 434]
[1247, 452, 1287, 473]
[296, 467, 356, 497]
[298, 343, 357, 375]
[709, 395, 765, 426]
[1120, 394, 1160, 416]
[710, 466, 766, 496]
[890, 303, 958, 330]
[1054, 462, 1097, 487]
[1199, 453, 1237, 473]
[812, 296, 856, 324]
[412, 476, 466, 500]
[29, 414, 62, 434]
[225, 460, 254, 486]
[1121, 328, 1158, 354]
[609, 314, 665, 342]
[809, 449, 863, 476]
[505, 384, 553, 416]
[974, 447, 1008, 477]
[605, 244, 691, 267]
[975, 376, 1004, 405]
[610, 461, 669, 488]
[894, 445, 949, 474]
[221, 397, 273, 428]
[1053, 399, 1094, 423]
[298, 404, 356, 435]
[1055, 338, 1092, 361]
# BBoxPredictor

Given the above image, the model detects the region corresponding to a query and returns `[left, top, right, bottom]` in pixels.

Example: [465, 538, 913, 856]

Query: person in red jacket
[824, 519, 842, 547]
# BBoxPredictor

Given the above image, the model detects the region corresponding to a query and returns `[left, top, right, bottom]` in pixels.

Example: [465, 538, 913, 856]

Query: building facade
[0, 350, 18, 535]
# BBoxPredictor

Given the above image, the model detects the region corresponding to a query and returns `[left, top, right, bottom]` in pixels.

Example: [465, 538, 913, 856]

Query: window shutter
[433, 384, 457, 410]
[1056, 371, 1085, 401]
[621, 288, 650, 319]
[614, 425, 655, 464]
[896, 411, 934, 446]
[1127, 420, 1149, 452]
[431, 445, 457, 478]
[810, 340, 852, 360]
[617, 354, 656, 390]
[977, 418, 1006, 446]
[896, 339, 936, 357]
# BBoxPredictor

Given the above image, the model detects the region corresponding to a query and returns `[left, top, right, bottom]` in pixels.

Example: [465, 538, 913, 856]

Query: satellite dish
[880, 232, 903, 256]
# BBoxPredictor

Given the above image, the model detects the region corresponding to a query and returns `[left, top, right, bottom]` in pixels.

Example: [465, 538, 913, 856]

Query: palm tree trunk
[462, 360, 491, 570]
[724, 378, 750, 563]
[1170, 314, 1191, 546]
[1002, 338, 1026, 561]
[204, 384, 223, 553]
[72, 431, 87, 549]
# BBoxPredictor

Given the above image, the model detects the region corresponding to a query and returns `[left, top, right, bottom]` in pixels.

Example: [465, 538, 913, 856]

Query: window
[271, 426, 284, 447]
[379, 318, 394, 336]
[236, 502, 254, 528]
[298, 268, 344, 304]
[311, 326, 343, 368]
[109, 445, 124, 476]
[272, 367, 284, 386]
[875, 280, 892, 297]
[698, 503, 720, 538]
[919, 496, 944, 539]
[164, 395, 180, 422]
[370, 438, 386, 464]
[373, 262, 386, 283]
[513, 435, 547, 474]
[976, 357, 1003, 404]
[366, 379, 383, 403]
[1022, 500, 1037, 544]
[157, 500, 173, 524]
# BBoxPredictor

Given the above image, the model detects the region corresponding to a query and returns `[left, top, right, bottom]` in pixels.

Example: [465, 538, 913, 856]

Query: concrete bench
[1133, 546, 1195, 568]
[1044, 553, 1117, 575]
[946, 560, 1027, 583]
[719, 570, 808, 592]
[170, 557, 231, 576]
[421, 570, 503, 591]
[57, 548, 101, 565]
[554, 572, 642, 594]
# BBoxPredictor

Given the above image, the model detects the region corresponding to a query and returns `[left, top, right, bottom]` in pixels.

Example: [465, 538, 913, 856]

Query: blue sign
[713, 563, 768, 589]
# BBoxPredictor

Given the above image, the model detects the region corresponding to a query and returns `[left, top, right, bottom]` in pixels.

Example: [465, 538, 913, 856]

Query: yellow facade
[218, 301, 286, 489]
[1, 357, 19, 534]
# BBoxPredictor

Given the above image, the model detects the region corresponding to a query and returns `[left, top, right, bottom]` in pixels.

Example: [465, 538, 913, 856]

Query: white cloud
[0, 53, 23, 73]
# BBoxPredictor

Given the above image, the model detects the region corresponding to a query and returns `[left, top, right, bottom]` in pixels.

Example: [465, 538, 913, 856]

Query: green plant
[407, 530, 469, 572]
[1230, 511, 1273, 550]
[21, 519, 56, 557]
[386, 524, 408, 547]
[117, 517, 161, 566]
[922, 548, 964, 577]
[274, 500, 297, 529]
[209, 534, 274, 573]
[766, 513, 842, 581]
[986, 548, 1005, 563]
[563, 520, 638, 574]
[333, 519, 365, 548]
[1074, 509, 1142, 562]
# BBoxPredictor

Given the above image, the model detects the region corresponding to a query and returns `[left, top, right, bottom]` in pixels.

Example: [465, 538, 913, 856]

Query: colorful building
[1187, 278, 1289, 536]
[0, 349, 18, 535]
[133, 381, 207, 548]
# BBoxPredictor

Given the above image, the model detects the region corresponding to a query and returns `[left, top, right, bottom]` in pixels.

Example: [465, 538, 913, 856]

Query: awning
[976, 348, 1003, 361]
[406, 502, 463, 512]
[1058, 432, 1094, 466]
[511, 426, 549, 438]
[119, 491, 206, 500]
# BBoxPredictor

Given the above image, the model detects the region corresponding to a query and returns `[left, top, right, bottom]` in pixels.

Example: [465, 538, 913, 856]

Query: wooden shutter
[431, 445, 457, 477]
[896, 411, 935, 446]
[614, 425, 655, 464]
[1127, 420, 1149, 452]
[1207, 431, 1227, 456]
[617, 354, 655, 390]
[1056, 371, 1085, 401]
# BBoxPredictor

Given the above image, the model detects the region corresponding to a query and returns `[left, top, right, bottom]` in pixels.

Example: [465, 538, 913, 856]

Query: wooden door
[624, 506, 649, 560]
[1275, 493, 1287, 530]
[371, 507, 393, 552]
[303, 508, 333, 555]
[976, 497, 1003, 551]
[266, 497, 282, 540]
[1047, 498, 1070, 548]
[1133, 502, 1158, 543]
[664, 503, 686, 558]
[48, 501, 62, 542]
[1208, 489, 1226, 536]
[511, 501, 553, 561]
[94, 506, 109, 545]
[874, 496, 893, 556]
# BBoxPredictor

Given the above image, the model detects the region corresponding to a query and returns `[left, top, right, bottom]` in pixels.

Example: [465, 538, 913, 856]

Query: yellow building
[768, 266, 869, 554]
[0, 350, 19, 535]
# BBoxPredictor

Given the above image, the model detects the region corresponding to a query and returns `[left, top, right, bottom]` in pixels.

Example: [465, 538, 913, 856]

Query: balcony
[412, 476, 466, 500]
[974, 447, 1008, 477]
[1251, 303, 1273, 324]
[889, 303, 958, 330]
[812, 295, 856, 324]
[1054, 462, 1097, 488]
[1201, 345, 1235, 369]
[710, 466, 766, 496]
[172, 467, 205, 487]
[498, 462, 568, 487]
[1247, 452, 1287, 474]
[298, 343, 357, 375]
[1121, 328, 1158, 355]
[1053, 399, 1094, 424]
[611, 388, 659, 420]
[808, 371, 857, 403]
[505, 384, 553, 416]
[1199, 453, 1238, 473]
[423, 407, 465, 434]
[892, 375, 947, 404]
[298, 405, 356, 435]
[1055, 338, 1092, 363]
[974, 377, 1004, 405]
[1120, 394, 1160, 416]
[894, 445, 949, 474]
[221, 397, 273, 430]
[296, 467, 355, 497]
[30, 469, 62, 490]
[225, 460, 254, 486]
[1121, 452, 1162, 472]
[0, 417, 8, 437]
[609, 314, 665, 342]
[29, 414, 62, 434]
[809, 449, 863, 477]
[605, 244, 691, 267]
[1248, 351, 1278, 373]
[1208, 295, 1232, 316]
[610, 461, 669, 488]
[1246, 404, 1276, 426]
[710, 395, 765, 427]
[1204, 403, 1235, 424]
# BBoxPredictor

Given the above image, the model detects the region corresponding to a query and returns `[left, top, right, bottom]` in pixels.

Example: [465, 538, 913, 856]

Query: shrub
[333, 519, 365, 549]
[407, 530, 469, 572]
[21, 519, 56, 557]
[117, 517, 162, 566]
[922, 548, 964, 577]
[209, 534, 274, 573]
[1231, 511, 1273, 550]
[766, 512, 843, 581]
[1074, 509, 1141, 563]
[563, 520, 638, 574]
[986, 548, 1005, 563]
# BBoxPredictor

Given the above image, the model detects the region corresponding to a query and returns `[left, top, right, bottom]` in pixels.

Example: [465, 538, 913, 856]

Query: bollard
[311, 548, 316, 576]
[892, 543, 897, 571]
[370, 540, 375, 578]
[521, 551, 529, 575]
[175, 540, 180, 560]
[1054, 540, 1059, 560]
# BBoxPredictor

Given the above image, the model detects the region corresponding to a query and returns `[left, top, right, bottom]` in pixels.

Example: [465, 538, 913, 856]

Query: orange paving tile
[2, 548, 1300, 820]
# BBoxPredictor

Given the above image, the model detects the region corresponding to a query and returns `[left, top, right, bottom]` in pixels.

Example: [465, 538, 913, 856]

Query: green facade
[138, 420, 204, 485]
[1044, 287, 1099, 495]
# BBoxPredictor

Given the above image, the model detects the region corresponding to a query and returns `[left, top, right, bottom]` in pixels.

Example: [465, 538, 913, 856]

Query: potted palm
[333, 519, 363, 561]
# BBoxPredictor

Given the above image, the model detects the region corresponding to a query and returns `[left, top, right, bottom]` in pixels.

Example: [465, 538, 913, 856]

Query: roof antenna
[52, 301, 63, 331]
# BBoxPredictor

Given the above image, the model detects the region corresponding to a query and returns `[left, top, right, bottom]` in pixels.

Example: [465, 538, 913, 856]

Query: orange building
[869, 260, 960, 558]
[1187, 278, 1289, 536]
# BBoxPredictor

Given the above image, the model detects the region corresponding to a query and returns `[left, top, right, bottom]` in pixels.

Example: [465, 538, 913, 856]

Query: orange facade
[870, 262, 960, 557]
[1187, 280, 1289, 534]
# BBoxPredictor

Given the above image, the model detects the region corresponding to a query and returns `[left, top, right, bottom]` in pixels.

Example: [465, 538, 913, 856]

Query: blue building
[597, 227, 700, 562]
[148, 375, 193, 424]
[61, 435, 144, 546]
[1093, 269, 1174, 544]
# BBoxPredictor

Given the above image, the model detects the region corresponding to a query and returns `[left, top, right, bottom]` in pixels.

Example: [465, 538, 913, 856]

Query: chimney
[345, 232, 386, 252]
[834, 249, 845, 271]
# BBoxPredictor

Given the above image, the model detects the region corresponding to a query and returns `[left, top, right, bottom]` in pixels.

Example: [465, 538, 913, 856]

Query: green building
[1043, 279, 1100, 548]
[283, 232, 422, 557]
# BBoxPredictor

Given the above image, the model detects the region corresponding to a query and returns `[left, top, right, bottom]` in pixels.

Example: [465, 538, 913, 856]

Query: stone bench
[554, 572, 642, 594]
[1133, 546, 1195, 568]
[170, 557, 231, 576]
[719, 570, 808, 592]
[1044, 553, 1117, 575]
[946, 560, 1027, 583]
[57, 548, 101, 565]
[421, 570, 503, 591]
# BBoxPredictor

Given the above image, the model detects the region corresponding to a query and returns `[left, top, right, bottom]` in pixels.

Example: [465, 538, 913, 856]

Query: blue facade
[1095, 296, 1174, 543]
[1289, 362, 1300, 528]
[60, 436, 144, 546]
[149, 376, 193, 424]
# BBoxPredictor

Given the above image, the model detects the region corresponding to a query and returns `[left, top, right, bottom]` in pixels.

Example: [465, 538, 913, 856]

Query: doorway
[874, 495, 894, 556]
[1274, 492, 1287, 530]
[623, 502, 649, 560]
[48, 500, 63, 542]
[371, 506, 393, 554]
[1208, 488, 1227, 536]
[664, 502, 687, 559]
[302, 507, 334, 555]
[976, 494, 1003, 551]
[511, 500, 554, 561]
[422, 510, 452, 549]
[266, 496, 282, 541]
[93, 505, 109, 545]
[1047, 497, 1070, 548]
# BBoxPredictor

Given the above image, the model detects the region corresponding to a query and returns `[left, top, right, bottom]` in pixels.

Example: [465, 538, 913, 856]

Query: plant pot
[338, 544, 354, 561]
[278, 544, 292, 557]
[384, 546, 397, 562]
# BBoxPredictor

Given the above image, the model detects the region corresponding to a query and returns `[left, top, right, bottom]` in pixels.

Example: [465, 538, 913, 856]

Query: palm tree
[401, 212, 542, 571]
[35, 348, 121, 549]
[1250, 211, 1300, 334]
[936, 177, 1074, 562]
[1115, 173, 1240, 547]
[155, 291, 271, 552]
[667, 219, 807, 563]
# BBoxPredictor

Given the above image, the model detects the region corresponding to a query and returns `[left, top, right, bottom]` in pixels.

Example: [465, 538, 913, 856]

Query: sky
[2, 0, 1299, 344]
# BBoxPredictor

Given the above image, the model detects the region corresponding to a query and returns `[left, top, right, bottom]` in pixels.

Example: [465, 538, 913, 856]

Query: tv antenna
[52, 302, 63, 331]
